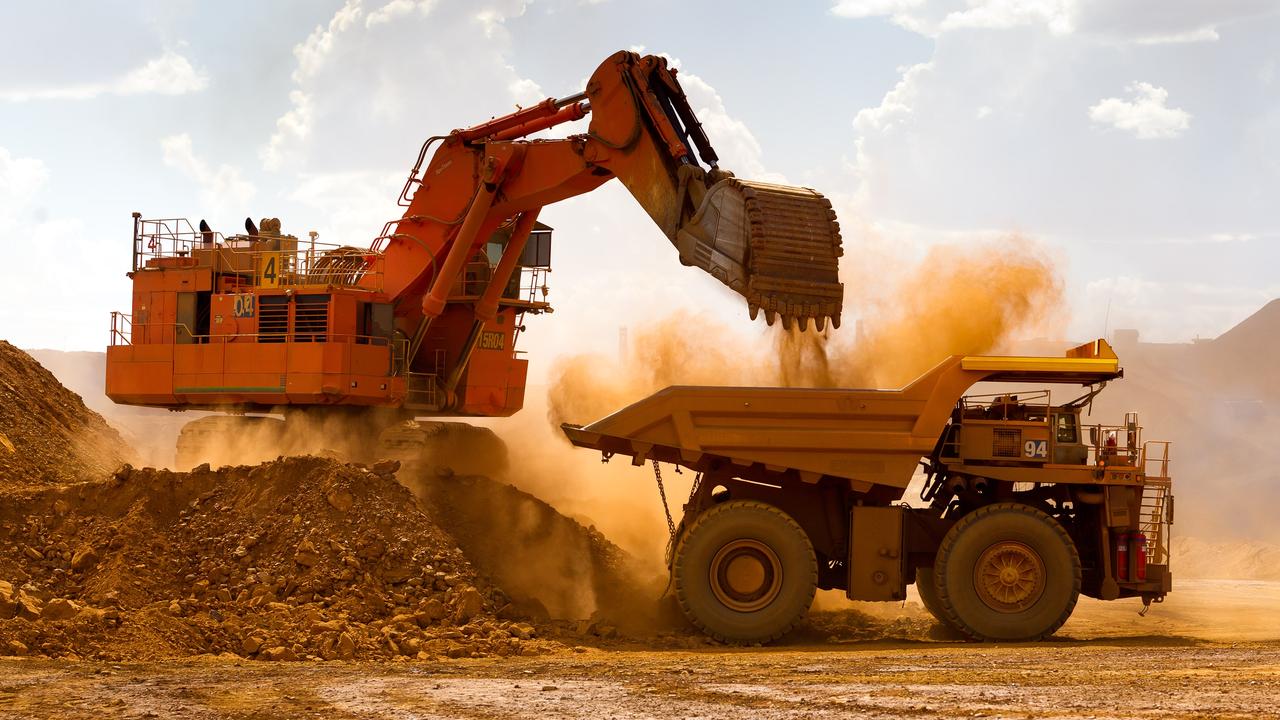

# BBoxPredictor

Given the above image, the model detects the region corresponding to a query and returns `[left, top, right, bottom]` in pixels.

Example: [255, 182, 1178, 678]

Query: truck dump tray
[562, 340, 1120, 492]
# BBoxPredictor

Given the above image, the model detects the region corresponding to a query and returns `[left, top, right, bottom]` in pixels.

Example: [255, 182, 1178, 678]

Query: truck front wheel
[933, 503, 1081, 641]
[673, 500, 817, 643]
[914, 566, 962, 633]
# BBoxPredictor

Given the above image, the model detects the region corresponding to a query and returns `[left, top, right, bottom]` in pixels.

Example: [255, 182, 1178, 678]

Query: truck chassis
[564, 340, 1172, 642]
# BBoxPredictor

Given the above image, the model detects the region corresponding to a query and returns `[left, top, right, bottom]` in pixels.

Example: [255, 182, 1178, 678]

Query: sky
[1, 0, 1277, 375]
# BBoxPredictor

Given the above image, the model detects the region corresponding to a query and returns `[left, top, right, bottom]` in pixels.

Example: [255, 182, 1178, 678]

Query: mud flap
[847, 505, 906, 602]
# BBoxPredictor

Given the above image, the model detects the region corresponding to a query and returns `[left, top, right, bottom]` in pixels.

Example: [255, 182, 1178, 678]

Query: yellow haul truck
[563, 340, 1172, 642]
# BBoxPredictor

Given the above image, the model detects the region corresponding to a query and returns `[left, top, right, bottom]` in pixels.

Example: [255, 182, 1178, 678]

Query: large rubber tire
[914, 567, 960, 629]
[673, 500, 817, 644]
[933, 503, 1081, 642]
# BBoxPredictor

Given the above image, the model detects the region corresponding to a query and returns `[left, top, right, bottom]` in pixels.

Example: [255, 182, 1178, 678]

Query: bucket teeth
[680, 177, 844, 334]
[815, 316, 826, 332]
[764, 309, 777, 326]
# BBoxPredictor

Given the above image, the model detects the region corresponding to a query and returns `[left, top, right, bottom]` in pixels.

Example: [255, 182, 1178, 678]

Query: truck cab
[941, 392, 1102, 468]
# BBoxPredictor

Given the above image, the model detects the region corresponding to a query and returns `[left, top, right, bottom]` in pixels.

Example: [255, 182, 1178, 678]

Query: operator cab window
[1055, 413, 1078, 443]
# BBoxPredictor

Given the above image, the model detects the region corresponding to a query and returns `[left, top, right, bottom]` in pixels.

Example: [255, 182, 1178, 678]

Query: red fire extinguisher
[1132, 532, 1148, 582]
[1116, 532, 1129, 581]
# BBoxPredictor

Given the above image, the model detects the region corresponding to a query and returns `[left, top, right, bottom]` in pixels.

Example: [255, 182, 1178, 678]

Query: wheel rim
[709, 539, 783, 613]
[973, 540, 1046, 613]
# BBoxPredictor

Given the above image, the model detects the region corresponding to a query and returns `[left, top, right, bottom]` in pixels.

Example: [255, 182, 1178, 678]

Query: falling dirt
[547, 234, 1063, 426]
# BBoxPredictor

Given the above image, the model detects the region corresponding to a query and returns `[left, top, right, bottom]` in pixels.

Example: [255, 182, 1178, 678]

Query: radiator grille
[294, 294, 329, 342]
[259, 296, 289, 343]
[993, 428, 1022, 457]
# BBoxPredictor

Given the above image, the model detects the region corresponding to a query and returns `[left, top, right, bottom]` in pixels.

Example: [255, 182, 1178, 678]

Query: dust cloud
[837, 235, 1064, 387]
[547, 233, 1064, 426]
[511, 233, 1065, 582]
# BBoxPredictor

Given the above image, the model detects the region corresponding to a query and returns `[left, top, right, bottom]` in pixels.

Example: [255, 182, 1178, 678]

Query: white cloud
[366, 0, 437, 27]
[261, 0, 539, 172]
[853, 62, 931, 135]
[831, 0, 1279, 42]
[114, 51, 209, 96]
[939, 0, 1075, 35]
[1132, 26, 1219, 45]
[1207, 232, 1258, 244]
[294, 1, 365, 83]
[161, 134, 256, 219]
[832, 0, 925, 19]
[0, 51, 207, 102]
[850, 62, 931, 209]
[0, 149, 114, 349]
[0, 147, 50, 227]
[1088, 82, 1190, 139]
[261, 90, 315, 171]
[676, 71, 783, 183]
[289, 170, 404, 242]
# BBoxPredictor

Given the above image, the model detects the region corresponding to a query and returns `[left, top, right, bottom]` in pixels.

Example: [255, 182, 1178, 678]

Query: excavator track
[376, 420, 510, 478]
[682, 178, 843, 331]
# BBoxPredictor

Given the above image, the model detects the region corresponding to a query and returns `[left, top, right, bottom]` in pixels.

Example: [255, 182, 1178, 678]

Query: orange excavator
[105, 51, 844, 467]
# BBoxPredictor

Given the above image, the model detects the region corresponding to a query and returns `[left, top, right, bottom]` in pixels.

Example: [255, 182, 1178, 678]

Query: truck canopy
[561, 340, 1120, 492]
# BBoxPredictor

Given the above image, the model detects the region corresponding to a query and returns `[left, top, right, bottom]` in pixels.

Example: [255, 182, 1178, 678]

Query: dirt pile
[1170, 537, 1280, 581]
[0, 341, 133, 487]
[0, 456, 566, 661]
[408, 469, 659, 630]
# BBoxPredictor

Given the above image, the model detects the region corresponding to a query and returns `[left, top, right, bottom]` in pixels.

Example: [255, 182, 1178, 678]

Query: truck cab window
[1056, 414, 1078, 443]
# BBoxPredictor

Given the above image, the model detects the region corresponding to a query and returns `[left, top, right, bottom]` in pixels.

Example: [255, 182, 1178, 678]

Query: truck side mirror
[1089, 427, 1099, 445]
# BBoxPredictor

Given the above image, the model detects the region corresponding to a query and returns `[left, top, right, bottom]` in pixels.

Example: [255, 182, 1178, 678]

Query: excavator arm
[370, 51, 844, 366]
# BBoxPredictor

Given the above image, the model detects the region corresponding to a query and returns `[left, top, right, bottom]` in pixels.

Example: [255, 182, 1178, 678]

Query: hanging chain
[652, 459, 676, 538]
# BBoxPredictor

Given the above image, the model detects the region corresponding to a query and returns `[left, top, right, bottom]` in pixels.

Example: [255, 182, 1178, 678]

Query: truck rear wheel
[673, 500, 817, 644]
[933, 503, 1081, 642]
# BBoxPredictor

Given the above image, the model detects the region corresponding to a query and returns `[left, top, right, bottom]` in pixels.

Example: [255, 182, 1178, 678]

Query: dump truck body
[564, 340, 1173, 643]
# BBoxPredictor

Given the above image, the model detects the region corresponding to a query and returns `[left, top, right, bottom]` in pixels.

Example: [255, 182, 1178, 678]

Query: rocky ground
[0, 342, 662, 663]
[5, 340, 1280, 718]
[0, 579, 1277, 718]
[1, 632, 1278, 719]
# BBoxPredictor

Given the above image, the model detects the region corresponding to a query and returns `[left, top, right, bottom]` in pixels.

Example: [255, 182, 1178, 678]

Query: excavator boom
[106, 51, 844, 420]
[378, 51, 844, 334]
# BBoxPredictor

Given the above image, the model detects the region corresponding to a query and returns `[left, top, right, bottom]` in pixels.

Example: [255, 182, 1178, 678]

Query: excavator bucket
[677, 178, 844, 330]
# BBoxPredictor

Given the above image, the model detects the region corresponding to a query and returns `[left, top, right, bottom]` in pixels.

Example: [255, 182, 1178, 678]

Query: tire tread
[933, 502, 1081, 642]
[672, 500, 817, 644]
